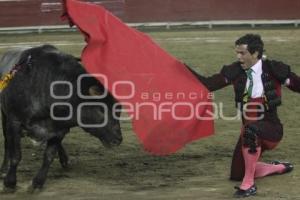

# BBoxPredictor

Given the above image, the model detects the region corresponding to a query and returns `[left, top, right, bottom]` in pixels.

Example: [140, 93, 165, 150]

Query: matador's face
[235, 44, 259, 70]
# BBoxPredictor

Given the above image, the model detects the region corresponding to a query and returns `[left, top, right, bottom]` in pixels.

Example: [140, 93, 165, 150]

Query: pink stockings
[240, 146, 285, 190]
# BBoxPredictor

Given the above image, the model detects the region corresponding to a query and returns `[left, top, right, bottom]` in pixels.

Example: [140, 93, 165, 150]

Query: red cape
[62, 0, 214, 155]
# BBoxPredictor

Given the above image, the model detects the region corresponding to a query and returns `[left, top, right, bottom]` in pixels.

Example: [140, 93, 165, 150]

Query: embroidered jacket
[188, 60, 300, 123]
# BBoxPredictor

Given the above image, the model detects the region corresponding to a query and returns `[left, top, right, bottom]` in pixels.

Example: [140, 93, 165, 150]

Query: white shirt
[246, 59, 264, 98]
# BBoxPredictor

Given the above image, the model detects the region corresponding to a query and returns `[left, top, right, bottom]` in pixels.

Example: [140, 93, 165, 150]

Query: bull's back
[0, 45, 84, 120]
[0, 47, 30, 77]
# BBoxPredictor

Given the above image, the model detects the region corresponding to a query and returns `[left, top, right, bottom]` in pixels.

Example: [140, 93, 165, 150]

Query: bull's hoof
[27, 185, 43, 194]
[2, 177, 17, 193]
[4, 176, 16, 189]
[61, 162, 70, 170]
[31, 177, 45, 191]
[58, 151, 69, 169]
[59, 159, 71, 170]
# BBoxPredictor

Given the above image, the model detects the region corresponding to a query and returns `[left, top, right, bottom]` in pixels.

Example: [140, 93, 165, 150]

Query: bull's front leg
[30, 137, 59, 190]
[0, 111, 9, 178]
[57, 141, 69, 169]
[3, 119, 22, 191]
[0, 131, 9, 178]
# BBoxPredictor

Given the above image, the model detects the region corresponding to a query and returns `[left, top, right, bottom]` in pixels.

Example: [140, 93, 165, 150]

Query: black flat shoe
[234, 185, 257, 198]
[271, 160, 294, 174]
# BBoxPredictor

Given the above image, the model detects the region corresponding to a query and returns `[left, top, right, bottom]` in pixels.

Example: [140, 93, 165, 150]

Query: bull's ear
[88, 85, 104, 96]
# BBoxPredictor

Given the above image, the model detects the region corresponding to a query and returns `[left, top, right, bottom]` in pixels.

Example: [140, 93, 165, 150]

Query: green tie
[245, 69, 253, 97]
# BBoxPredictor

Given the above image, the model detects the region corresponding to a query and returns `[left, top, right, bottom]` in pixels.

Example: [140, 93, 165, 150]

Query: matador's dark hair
[235, 34, 264, 59]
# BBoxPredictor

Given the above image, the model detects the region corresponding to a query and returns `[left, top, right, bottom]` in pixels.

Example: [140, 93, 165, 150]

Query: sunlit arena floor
[0, 28, 300, 200]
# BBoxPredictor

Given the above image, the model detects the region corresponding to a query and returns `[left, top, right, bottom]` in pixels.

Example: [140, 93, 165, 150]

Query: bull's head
[79, 83, 123, 148]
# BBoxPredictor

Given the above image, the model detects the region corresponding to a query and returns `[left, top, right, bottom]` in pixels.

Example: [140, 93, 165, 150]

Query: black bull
[0, 45, 123, 190]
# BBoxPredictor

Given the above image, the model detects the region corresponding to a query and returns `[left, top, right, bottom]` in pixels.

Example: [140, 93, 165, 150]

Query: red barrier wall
[0, 0, 299, 27]
[125, 0, 300, 22]
[0, 0, 125, 27]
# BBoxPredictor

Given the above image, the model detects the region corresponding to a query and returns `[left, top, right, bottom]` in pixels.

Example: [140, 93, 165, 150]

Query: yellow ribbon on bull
[0, 73, 14, 91]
